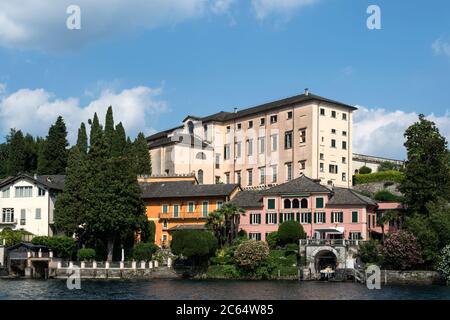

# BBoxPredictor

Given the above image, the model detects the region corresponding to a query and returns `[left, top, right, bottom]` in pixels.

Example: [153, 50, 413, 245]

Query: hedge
[354, 170, 404, 185]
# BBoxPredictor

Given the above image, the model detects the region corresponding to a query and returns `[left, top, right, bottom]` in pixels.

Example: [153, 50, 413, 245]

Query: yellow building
[140, 175, 240, 247]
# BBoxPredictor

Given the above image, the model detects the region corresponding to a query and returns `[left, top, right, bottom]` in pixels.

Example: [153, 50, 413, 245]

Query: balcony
[0, 218, 17, 225]
[299, 239, 366, 247]
[158, 212, 208, 220]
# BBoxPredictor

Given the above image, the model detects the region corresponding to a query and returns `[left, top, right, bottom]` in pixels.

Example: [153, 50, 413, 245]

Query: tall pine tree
[6, 129, 26, 176]
[77, 122, 88, 155]
[111, 122, 127, 157]
[132, 132, 152, 175]
[104, 106, 115, 156]
[38, 116, 69, 174]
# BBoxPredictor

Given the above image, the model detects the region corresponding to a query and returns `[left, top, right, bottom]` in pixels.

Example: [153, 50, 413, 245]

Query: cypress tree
[23, 134, 38, 174]
[6, 129, 26, 176]
[89, 113, 102, 150]
[38, 116, 69, 174]
[132, 132, 151, 175]
[111, 122, 127, 158]
[104, 106, 115, 156]
[77, 122, 88, 155]
[54, 146, 89, 236]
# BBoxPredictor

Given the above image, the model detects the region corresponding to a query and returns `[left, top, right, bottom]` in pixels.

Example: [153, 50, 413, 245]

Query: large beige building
[147, 90, 356, 188]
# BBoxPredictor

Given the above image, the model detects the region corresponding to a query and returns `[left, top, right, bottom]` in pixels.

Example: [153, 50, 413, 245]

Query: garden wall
[382, 270, 443, 285]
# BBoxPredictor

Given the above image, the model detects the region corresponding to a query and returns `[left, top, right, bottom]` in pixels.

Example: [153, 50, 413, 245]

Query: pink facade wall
[239, 193, 378, 241]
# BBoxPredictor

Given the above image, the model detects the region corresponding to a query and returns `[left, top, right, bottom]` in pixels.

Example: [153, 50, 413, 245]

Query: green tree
[38, 116, 68, 174]
[140, 220, 156, 243]
[357, 240, 384, 265]
[6, 129, 26, 176]
[132, 242, 157, 261]
[381, 230, 423, 270]
[111, 122, 127, 157]
[358, 166, 372, 174]
[32, 236, 76, 259]
[76, 122, 88, 155]
[400, 114, 450, 214]
[104, 106, 115, 156]
[171, 230, 218, 265]
[77, 248, 96, 261]
[206, 203, 245, 247]
[54, 146, 89, 236]
[132, 132, 151, 175]
[277, 221, 306, 245]
[23, 134, 39, 173]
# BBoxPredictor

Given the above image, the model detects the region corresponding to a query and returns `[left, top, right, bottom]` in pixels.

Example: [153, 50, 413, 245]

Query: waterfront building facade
[0, 174, 65, 236]
[140, 174, 240, 247]
[233, 175, 395, 242]
[147, 90, 356, 188]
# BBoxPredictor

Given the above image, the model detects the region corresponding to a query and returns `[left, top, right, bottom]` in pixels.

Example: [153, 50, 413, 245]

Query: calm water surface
[0, 279, 449, 300]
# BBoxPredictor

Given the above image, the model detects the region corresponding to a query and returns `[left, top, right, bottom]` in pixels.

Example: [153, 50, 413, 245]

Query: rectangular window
[286, 162, 293, 181]
[260, 118, 265, 126]
[287, 111, 293, 119]
[284, 131, 293, 149]
[202, 202, 209, 217]
[188, 202, 195, 213]
[299, 160, 306, 171]
[300, 212, 311, 224]
[329, 164, 338, 174]
[342, 157, 347, 164]
[20, 209, 26, 225]
[226, 126, 231, 133]
[299, 128, 306, 143]
[35, 208, 41, 220]
[331, 139, 336, 148]
[316, 197, 324, 208]
[248, 120, 253, 129]
[162, 204, 169, 214]
[315, 212, 326, 224]
[342, 131, 347, 137]
[271, 134, 278, 152]
[217, 201, 224, 210]
[259, 167, 266, 185]
[331, 110, 337, 118]
[249, 233, 261, 241]
[331, 129, 336, 134]
[342, 113, 347, 121]
[349, 232, 361, 240]
[224, 144, 231, 160]
[267, 199, 276, 210]
[235, 171, 241, 185]
[215, 153, 220, 169]
[247, 139, 253, 156]
[270, 115, 277, 124]
[258, 137, 265, 154]
[320, 163, 324, 173]
[2, 187, 10, 198]
[247, 169, 253, 186]
[320, 108, 325, 116]
[271, 165, 277, 183]
[173, 204, 180, 217]
[342, 172, 347, 182]
[331, 211, 344, 223]
[15, 186, 32, 198]
[266, 213, 277, 224]
[2, 208, 14, 223]
[320, 153, 324, 160]
[342, 141, 347, 150]
[250, 213, 261, 225]
[225, 172, 230, 184]
[236, 142, 242, 158]
[352, 211, 359, 223]
[237, 123, 242, 130]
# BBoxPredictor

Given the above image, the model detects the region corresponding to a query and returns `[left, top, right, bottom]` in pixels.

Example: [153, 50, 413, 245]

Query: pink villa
[233, 175, 400, 242]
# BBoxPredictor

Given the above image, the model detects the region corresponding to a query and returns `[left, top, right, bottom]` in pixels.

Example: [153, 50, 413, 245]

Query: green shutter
[323, 212, 326, 223]
[307, 212, 312, 224]
[268, 199, 275, 210]
[316, 197, 324, 209]
[279, 213, 283, 223]
[274, 214, 277, 224]
[265, 213, 268, 224]
[331, 213, 334, 223]
[314, 212, 317, 223]
[352, 211, 358, 223]
[296, 212, 300, 222]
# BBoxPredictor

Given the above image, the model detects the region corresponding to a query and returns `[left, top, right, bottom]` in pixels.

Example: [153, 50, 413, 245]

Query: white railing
[55, 259, 170, 270]
[299, 239, 366, 246]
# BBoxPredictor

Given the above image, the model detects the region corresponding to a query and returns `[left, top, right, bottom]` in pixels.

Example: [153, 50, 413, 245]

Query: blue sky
[0, 0, 449, 159]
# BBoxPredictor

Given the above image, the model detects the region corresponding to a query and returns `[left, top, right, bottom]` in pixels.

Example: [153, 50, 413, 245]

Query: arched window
[292, 199, 300, 209]
[187, 121, 194, 135]
[284, 199, 291, 209]
[196, 152, 207, 160]
[300, 198, 308, 209]
[198, 170, 204, 184]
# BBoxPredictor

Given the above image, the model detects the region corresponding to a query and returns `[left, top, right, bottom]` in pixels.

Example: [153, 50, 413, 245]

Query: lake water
[0, 279, 449, 300]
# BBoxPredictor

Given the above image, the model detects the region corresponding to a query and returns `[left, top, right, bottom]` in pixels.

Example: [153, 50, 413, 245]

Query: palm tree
[378, 210, 402, 243]
[206, 203, 245, 247]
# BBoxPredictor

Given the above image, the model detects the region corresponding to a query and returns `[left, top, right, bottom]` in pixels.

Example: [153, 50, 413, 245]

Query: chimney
[304, 88, 309, 96]
[234, 107, 238, 114]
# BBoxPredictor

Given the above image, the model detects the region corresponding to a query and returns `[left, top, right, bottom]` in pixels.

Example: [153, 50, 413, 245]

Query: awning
[315, 227, 344, 234]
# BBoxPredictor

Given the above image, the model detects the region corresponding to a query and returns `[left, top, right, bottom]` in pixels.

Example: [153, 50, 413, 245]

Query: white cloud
[432, 37, 450, 57]
[0, 83, 6, 94]
[211, 0, 236, 15]
[251, 0, 319, 20]
[353, 106, 450, 160]
[0, 0, 208, 50]
[0, 85, 167, 143]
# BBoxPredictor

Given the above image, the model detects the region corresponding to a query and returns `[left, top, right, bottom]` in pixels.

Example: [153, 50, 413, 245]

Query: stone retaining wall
[53, 266, 181, 280]
[381, 270, 443, 285]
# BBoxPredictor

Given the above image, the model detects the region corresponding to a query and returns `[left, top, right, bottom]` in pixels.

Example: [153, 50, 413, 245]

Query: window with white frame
[35, 208, 41, 220]
[271, 165, 277, 183]
[271, 134, 278, 152]
[315, 212, 326, 224]
[249, 233, 261, 241]
[20, 209, 26, 225]
[286, 162, 293, 181]
[236, 171, 241, 185]
[250, 213, 261, 225]
[299, 160, 306, 171]
[300, 212, 310, 224]
[163, 220, 168, 230]
[224, 144, 231, 160]
[188, 202, 195, 213]
[331, 211, 344, 223]
[173, 204, 180, 217]
[342, 172, 347, 182]
[162, 204, 169, 214]
[202, 202, 209, 217]
[247, 139, 253, 156]
[236, 142, 242, 158]
[217, 201, 223, 210]
[329, 164, 338, 174]
[266, 213, 277, 224]
[2, 208, 14, 223]
[15, 186, 32, 198]
[2, 187, 10, 198]
[258, 137, 265, 154]
[349, 232, 361, 240]
[299, 128, 306, 143]
[247, 169, 253, 186]
[259, 167, 266, 185]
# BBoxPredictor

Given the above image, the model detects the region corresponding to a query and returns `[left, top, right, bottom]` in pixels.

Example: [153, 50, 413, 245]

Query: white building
[0, 174, 65, 236]
[352, 153, 405, 174]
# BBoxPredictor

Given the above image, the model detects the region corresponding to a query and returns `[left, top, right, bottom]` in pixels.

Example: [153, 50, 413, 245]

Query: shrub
[237, 229, 248, 239]
[436, 245, 450, 285]
[0, 229, 33, 247]
[382, 230, 423, 270]
[285, 243, 299, 255]
[266, 232, 278, 249]
[31, 236, 76, 259]
[140, 220, 156, 243]
[358, 240, 383, 265]
[358, 166, 372, 174]
[354, 170, 404, 185]
[171, 230, 218, 261]
[77, 248, 96, 261]
[234, 240, 269, 270]
[132, 242, 157, 261]
[373, 189, 404, 202]
[378, 161, 401, 172]
[206, 265, 241, 278]
[277, 221, 306, 245]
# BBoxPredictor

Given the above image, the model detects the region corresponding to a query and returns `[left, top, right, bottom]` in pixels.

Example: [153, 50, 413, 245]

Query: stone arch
[292, 199, 300, 209]
[196, 152, 207, 160]
[308, 246, 341, 274]
[284, 199, 291, 209]
[300, 198, 308, 209]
